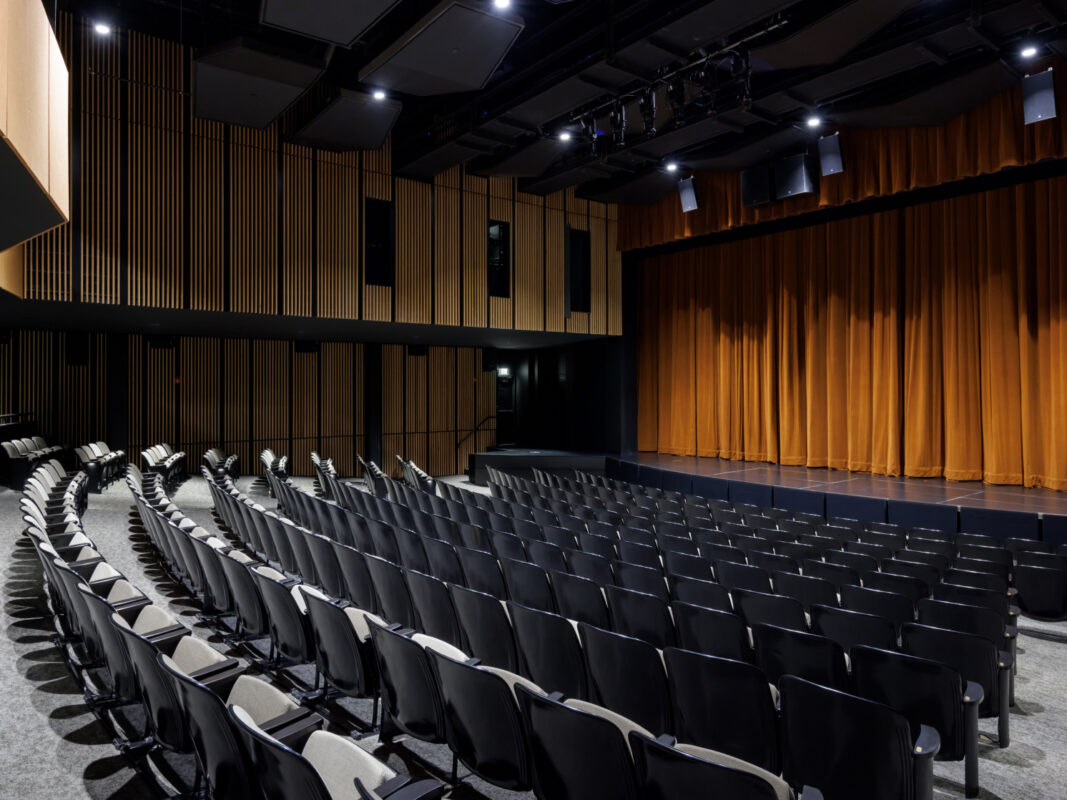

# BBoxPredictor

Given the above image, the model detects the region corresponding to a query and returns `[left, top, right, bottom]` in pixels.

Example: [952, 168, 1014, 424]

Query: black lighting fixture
[640, 88, 657, 137]
[611, 103, 626, 147]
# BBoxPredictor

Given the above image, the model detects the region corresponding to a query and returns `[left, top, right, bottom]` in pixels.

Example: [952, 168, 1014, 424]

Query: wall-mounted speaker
[741, 165, 772, 208]
[65, 332, 89, 366]
[295, 341, 320, 354]
[774, 154, 818, 200]
[1023, 68, 1057, 125]
[407, 344, 428, 357]
[818, 132, 844, 176]
[678, 177, 699, 213]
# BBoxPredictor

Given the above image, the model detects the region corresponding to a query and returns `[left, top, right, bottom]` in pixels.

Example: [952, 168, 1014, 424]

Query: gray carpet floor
[3, 474, 1067, 799]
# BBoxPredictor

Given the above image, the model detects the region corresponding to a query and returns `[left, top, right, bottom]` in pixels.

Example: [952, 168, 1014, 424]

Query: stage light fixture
[559, 131, 572, 141]
[94, 22, 111, 35]
[806, 115, 821, 128]
[497, 366, 511, 378]
[493, 0, 511, 8]
[665, 162, 678, 172]
[1021, 45, 1038, 58]
[372, 89, 386, 100]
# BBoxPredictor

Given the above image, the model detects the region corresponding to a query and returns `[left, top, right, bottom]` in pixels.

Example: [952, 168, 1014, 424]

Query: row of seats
[142, 443, 186, 488]
[74, 441, 126, 492]
[200, 463, 831, 800]
[203, 447, 240, 480]
[310, 451, 337, 501]
[290, 462, 1009, 797]
[2, 434, 65, 488]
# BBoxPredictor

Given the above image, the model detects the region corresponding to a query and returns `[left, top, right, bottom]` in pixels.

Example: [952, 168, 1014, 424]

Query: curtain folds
[636, 175, 1067, 491]
[618, 63, 1067, 252]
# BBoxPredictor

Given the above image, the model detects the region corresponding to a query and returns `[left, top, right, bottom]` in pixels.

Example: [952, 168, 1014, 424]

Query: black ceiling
[60, 0, 1067, 203]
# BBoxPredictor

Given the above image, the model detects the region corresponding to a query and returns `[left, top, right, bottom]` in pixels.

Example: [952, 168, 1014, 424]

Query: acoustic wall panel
[362, 140, 393, 322]
[320, 341, 361, 477]
[230, 127, 278, 314]
[545, 191, 566, 332]
[291, 346, 318, 475]
[190, 118, 226, 311]
[178, 337, 220, 459]
[282, 143, 313, 316]
[607, 206, 622, 335]
[223, 338, 251, 471]
[396, 178, 432, 323]
[589, 206, 607, 335]
[428, 346, 457, 475]
[433, 167, 462, 326]
[251, 339, 289, 466]
[463, 173, 488, 327]
[144, 340, 177, 456]
[565, 188, 590, 334]
[455, 347, 477, 472]
[514, 192, 544, 331]
[381, 343, 405, 476]
[316, 150, 360, 319]
[128, 335, 144, 464]
[128, 33, 184, 309]
[405, 348, 429, 471]
[475, 348, 496, 453]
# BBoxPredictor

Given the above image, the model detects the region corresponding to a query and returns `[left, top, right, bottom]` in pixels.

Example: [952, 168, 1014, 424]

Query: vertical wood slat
[566, 188, 590, 334]
[514, 192, 544, 331]
[128, 32, 183, 309]
[545, 191, 566, 332]
[381, 343, 404, 476]
[362, 139, 392, 322]
[463, 173, 487, 327]
[231, 127, 277, 314]
[589, 204, 607, 335]
[488, 177, 514, 329]
[320, 342, 359, 477]
[428, 346, 457, 475]
[179, 337, 220, 458]
[283, 143, 313, 317]
[128, 335, 144, 465]
[191, 117, 225, 310]
[475, 348, 497, 453]
[607, 205, 622, 335]
[291, 346, 318, 476]
[251, 339, 289, 465]
[316, 151, 359, 319]
[145, 340, 176, 449]
[222, 338, 250, 472]
[433, 167, 462, 326]
[404, 349, 428, 472]
[396, 178, 432, 324]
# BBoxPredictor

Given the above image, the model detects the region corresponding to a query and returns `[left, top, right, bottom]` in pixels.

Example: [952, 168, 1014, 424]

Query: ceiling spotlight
[94, 22, 111, 35]
[493, 0, 510, 8]
[806, 115, 822, 128]
[1021, 45, 1039, 58]
[559, 131, 572, 141]
[665, 162, 678, 172]
[372, 89, 386, 100]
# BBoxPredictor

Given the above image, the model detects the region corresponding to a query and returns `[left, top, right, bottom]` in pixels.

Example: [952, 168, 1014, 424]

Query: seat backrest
[515, 685, 640, 800]
[363, 554, 417, 629]
[509, 602, 589, 700]
[227, 706, 331, 800]
[733, 589, 808, 633]
[456, 546, 508, 599]
[773, 571, 838, 612]
[577, 622, 671, 736]
[669, 602, 751, 663]
[916, 598, 1005, 646]
[449, 584, 521, 672]
[630, 732, 782, 800]
[811, 604, 898, 653]
[113, 619, 191, 752]
[668, 575, 732, 613]
[901, 623, 1001, 716]
[604, 585, 676, 649]
[501, 557, 557, 613]
[850, 645, 966, 761]
[549, 570, 611, 629]
[753, 623, 849, 691]
[664, 647, 779, 773]
[303, 591, 378, 699]
[368, 623, 447, 744]
[404, 570, 465, 650]
[780, 675, 915, 800]
[250, 570, 314, 665]
[840, 585, 915, 628]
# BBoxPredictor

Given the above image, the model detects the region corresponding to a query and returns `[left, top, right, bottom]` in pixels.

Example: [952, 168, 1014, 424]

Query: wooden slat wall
[222, 338, 251, 471]
[317, 151, 359, 319]
[20, 22, 620, 332]
[395, 178, 432, 323]
[463, 173, 488, 327]
[475, 348, 497, 453]
[428, 346, 457, 475]
[320, 342, 360, 477]
[381, 343, 405, 476]
[128, 335, 144, 462]
[362, 140, 393, 322]
[455, 348, 477, 471]
[291, 347, 317, 476]
[178, 337, 220, 459]
[488, 177, 514, 329]
[607, 204, 622, 335]
[144, 341, 177, 457]
[514, 192, 544, 331]
[433, 167, 462, 326]
[251, 339, 289, 468]
[17, 331, 102, 446]
[231, 127, 277, 314]
[404, 349, 428, 472]
[128, 32, 183, 309]
[545, 191, 567, 332]
[190, 117, 225, 311]
[283, 144, 313, 317]
[80, 20, 123, 305]
[23, 14, 71, 302]
[0, 335, 12, 413]
[589, 202, 607, 335]
[565, 188, 591, 334]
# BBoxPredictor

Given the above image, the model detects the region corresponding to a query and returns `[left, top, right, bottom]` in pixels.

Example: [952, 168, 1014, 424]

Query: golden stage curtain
[636, 175, 1067, 490]
[618, 63, 1067, 252]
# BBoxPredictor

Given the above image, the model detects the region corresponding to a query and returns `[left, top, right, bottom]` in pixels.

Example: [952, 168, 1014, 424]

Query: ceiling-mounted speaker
[292, 90, 402, 150]
[1023, 68, 1057, 125]
[818, 132, 844, 176]
[678, 177, 698, 213]
[774, 154, 818, 200]
[260, 0, 402, 48]
[741, 164, 772, 208]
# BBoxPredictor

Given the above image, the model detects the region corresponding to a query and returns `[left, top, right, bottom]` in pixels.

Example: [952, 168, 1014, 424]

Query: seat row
[203, 447, 240, 480]
[74, 440, 127, 492]
[142, 443, 186, 488]
[2, 434, 65, 488]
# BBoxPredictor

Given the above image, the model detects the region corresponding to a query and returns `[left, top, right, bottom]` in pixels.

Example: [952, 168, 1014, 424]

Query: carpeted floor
[3, 474, 1067, 799]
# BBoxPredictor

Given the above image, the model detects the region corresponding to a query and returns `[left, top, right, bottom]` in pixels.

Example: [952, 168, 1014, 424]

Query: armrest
[1004, 625, 1017, 640]
[962, 681, 984, 707]
[464, 658, 482, 666]
[655, 734, 678, 746]
[799, 788, 825, 800]
[372, 778, 446, 800]
[546, 692, 565, 702]
[913, 724, 940, 759]
[997, 651, 1014, 671]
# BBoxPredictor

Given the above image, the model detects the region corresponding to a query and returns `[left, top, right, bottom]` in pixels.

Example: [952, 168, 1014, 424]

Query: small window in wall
[567, 227, 591, 313]
[488, 220, 511, 298]
[365, 198, 395, 287]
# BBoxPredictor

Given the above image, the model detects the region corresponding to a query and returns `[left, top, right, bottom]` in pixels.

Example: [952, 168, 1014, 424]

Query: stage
[608, 453, 1067, 544]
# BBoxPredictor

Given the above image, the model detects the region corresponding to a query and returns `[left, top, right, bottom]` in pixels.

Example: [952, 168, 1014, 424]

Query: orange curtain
[618, 62, 1067, 251]
[636, 175, 1067, 490]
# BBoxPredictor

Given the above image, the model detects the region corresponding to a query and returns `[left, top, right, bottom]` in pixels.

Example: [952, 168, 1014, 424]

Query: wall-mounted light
[497, 366, 511, 378]
[372, 89, 387, 100]
[94, 22, 112, 35]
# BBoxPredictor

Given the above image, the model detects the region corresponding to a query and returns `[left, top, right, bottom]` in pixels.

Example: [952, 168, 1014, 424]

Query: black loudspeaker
[741, 164, 772, 208]
[818, 132, 844, 176]
[295, 341, 320, 354]
[407, 344, 428, 357]
[1023, 69, 1057, 125]
[66, 332, 89, 366]
[678, 177, 698, 213]
[774, 154, 818, 200]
